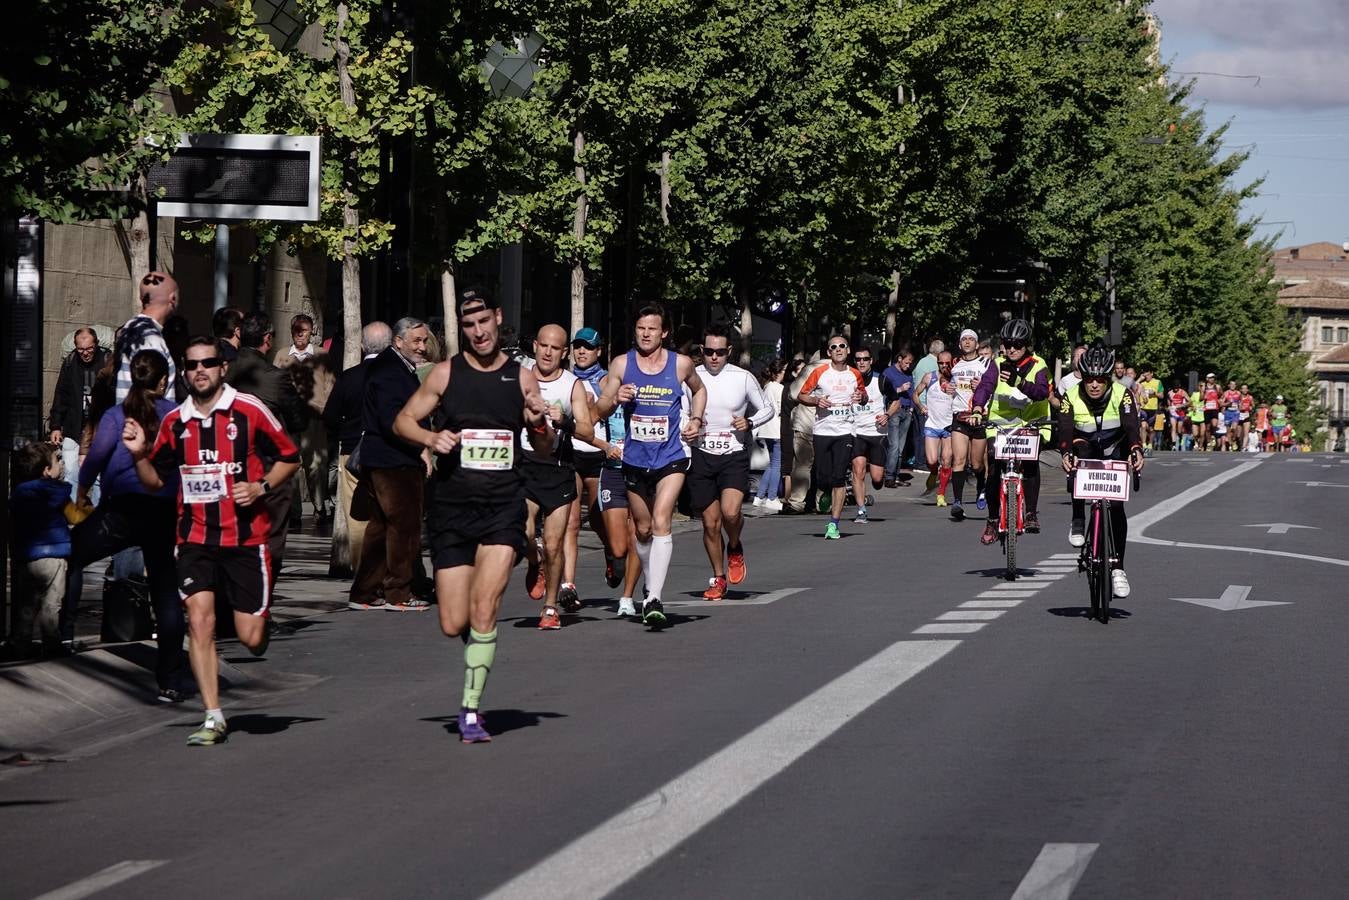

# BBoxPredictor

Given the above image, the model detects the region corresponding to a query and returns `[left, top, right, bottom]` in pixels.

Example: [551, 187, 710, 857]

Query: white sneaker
[1068, 520, 1086, 548]
[1111, 569, 1131, 598]
[762, 499, 783, 512]
[752, 497, 765, 507]
[616, 597, 637, 617]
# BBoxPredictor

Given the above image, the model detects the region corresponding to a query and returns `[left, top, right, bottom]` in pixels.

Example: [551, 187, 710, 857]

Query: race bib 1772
[461, 429, 514, 470]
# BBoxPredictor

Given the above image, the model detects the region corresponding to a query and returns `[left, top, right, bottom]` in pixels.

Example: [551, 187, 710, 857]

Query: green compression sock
[462, 627, 498, 710]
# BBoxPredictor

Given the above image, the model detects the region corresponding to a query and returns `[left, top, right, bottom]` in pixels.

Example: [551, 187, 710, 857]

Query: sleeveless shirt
[622, 348, 685, 470]
[430, 354, 525, 505]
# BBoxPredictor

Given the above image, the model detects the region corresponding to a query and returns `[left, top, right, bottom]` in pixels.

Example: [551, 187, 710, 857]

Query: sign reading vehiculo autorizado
[1072, 459, 1132, 501]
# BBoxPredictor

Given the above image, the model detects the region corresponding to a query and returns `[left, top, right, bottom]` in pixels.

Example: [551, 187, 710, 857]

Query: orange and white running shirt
[799, 363, 864, 437]
[950, 355, 990, 416]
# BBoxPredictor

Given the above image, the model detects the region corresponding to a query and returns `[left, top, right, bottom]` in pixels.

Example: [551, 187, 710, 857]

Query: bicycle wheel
[1004, 478, 1019, 581]
[1093, 505, 1111, 623]
[1085, 503, 1102, 621]
[1100, 501, 1114, 624]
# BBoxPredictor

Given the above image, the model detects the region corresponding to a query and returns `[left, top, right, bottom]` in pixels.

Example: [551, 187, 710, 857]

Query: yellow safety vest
[1068, 382, 1125, 433]
[986, 355, 1052, 440]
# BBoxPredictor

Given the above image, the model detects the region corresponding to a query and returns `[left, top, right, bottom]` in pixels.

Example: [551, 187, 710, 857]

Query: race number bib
[993, 429, 1041, 461]
[630, 414, 669, 443]
[701, 429, 740, 455]
[180, 464, 228, 504]
[1072, 459, 1132, 501]
[461, 429, 514, 470]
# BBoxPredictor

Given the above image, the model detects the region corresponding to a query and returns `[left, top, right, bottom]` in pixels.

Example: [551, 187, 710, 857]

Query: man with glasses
[972, 319, 1051, 545]
[122, 336, 301, 745]
[797, 336, 865, 540]
[688, 323, 774, 598]
[49, 327, 109, 501]
[850, 345, 897, 523]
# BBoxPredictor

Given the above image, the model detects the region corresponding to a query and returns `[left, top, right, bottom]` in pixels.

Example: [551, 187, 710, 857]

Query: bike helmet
[1078, 342, 1115, 378]
[1000, 318, 1032, 344]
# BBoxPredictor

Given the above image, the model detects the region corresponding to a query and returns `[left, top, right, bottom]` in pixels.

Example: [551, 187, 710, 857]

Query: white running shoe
[762, 499, 783, 512]
[752, 496, 765, 507]
[1111, 569, 1131, 598]
[1068, 520, 1086, 548]
[616, 597, 638, 617]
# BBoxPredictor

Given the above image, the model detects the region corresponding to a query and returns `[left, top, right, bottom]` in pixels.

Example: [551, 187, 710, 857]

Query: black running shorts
[177, 543, 273, 616]
[812, 434, 853, 489]
[852, 433, 885, 467]
[429, 498, 528, 570]
[687, 450, 750, 513]
[522, 461, 578, 514]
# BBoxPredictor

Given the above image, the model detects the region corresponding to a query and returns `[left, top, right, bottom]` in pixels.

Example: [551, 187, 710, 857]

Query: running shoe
[976, 492, 987, 511]
[616, 597, 638, 617]
[384, 598, 431, 612]
[935, 494, 948, 508]
[157, 687, 185, 704]
[925, 471, 938, 492]
[883, 478, 898, 489]
[824, 522, 841, 540]
[347, 598, 383, 610]
[526, 559, 546, 600]
[538, 606, 561, 630]
[1110, 569, 1131, 599]
[981, 521, 998, 544]
[752, 497, 765, 507]
[1068, 519, 1085, 547]
[558, 582, 582, 613]
[458, 707, 492, 744]
[1024, 512, 1040, 534]
[186, 717, 228, 747]
[761, 499, 782, 512]
[703, 576, 727, 600]
[853, 508, 868, 524]
[727, 549, 746, 584]
[950, 501, 965, 522]
[642, 597, 668, 628]
[604, 553, 621, 588]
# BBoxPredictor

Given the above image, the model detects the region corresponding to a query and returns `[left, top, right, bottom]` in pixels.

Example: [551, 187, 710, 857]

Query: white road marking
[1241, 523, 1318, 535]
[31, 860, 169, 900]
[1172, 585, 1289, 611]
[990, 581, 1050, 590]
[961, 599, 1024, 608]
[485, 640, 961, 900]
[937, 610, 1006, 621]
[913, 623, 986, 634]
[979, 590, 1038, 598]
[1047, 553, 1079, 560]
[1292, 481, 1349, 488]
[1010, 843, 1099, 900]
[1020, 574, 1066, 581]
[664, 587, 808, 608]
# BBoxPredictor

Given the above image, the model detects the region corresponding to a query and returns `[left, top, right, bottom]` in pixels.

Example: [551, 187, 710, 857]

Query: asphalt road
[4, 451, 1348, 900]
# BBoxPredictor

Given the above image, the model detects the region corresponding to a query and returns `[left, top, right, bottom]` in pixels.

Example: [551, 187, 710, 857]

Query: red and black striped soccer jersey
[150, 384, 300, 547]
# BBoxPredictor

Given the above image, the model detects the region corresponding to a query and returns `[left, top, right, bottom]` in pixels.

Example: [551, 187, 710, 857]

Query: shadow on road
[193, 714, 325, 736]
[1046, 606, 1133, 621]
[422, 709, 566, 739]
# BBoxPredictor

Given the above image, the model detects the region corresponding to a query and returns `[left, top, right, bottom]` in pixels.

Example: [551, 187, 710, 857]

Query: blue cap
[572, 327, 601, 348]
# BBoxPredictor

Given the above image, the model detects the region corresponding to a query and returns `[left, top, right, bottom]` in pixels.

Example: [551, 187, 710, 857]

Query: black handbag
[101, 575, 154, 643]
[344, 434, 364, 476]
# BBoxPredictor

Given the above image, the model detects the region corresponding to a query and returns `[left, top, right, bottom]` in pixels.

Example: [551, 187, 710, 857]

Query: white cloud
[1152, 0, 1349, 108]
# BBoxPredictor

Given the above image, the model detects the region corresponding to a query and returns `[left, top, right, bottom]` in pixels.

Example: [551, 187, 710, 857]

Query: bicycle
[1067, 457, 1141, 624]
[988, 418, 1053, 581]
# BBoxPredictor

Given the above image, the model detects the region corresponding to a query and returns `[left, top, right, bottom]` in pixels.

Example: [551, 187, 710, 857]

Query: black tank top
[430, 354, 526, 504]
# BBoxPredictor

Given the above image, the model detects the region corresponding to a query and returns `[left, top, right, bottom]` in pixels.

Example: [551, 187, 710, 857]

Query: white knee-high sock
[647, 534, 673, 601]
[635, 537, 652, 586]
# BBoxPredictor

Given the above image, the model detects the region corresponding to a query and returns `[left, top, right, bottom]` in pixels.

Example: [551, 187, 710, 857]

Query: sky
[1149, 0, 1349, 250]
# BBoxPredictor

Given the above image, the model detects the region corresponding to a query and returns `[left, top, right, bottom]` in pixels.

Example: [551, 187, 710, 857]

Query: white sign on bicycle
[1073, 459, 1132, 501]
[994, 429, 1040, 460]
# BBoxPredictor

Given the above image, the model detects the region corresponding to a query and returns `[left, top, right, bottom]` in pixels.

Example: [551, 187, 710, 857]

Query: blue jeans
[885, 408, 915, 480]
[757, 439, 782, 500]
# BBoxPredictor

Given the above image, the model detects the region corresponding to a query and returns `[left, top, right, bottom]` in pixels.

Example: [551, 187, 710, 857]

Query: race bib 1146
[630, 414, 669, 443]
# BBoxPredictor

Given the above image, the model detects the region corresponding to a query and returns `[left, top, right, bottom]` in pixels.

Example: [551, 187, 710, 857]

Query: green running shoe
[186, 717, 228, 747]
[824, 522, 841, 540]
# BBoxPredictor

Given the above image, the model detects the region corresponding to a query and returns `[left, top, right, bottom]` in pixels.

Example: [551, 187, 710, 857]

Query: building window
[1339, 328, 1349, 343]
[1340, 387, 1346, 417]
[1322, 326, 1334, 343]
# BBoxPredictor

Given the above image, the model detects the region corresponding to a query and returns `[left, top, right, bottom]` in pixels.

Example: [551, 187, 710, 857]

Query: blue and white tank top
[622, 349, 685, 469]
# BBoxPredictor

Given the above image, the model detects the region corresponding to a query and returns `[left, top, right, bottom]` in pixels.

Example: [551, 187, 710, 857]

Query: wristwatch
[257, 480, 272, 494]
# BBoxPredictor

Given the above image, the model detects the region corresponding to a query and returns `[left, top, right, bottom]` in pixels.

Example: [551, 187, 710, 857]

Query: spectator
[323, 320, 392, 575]
[277, 314, 333, 521]
[778, 356, 807, 506]
[212, 306, 244, 362]
[349, 316, 431, 611]
[115, 271, 179, 403]
[274, 314, 316, 368]
[66, 350, 185, 700]
[881, 345, 916, 488]
[2, 441, 76, 660]
[48, 327, 109, 501]
[784, 350, 821, 514]
[753, 358, 786, 511]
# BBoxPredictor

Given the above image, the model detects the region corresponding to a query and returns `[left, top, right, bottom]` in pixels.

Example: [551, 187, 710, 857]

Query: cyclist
[949, 328, 991, 520]
[972, 319, 1050, 545]
[1058, 343, 1145, 599]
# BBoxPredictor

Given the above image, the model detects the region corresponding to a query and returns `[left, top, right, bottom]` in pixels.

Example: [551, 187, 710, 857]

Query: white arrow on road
[1293, 481, 1349, 488]
[1172, 585, 1288, 611]
[1242, 523, 1319, 535]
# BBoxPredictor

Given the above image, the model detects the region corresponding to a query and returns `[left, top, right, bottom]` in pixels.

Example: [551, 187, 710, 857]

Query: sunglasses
[854, 356, 872, 362]
[1004, 340, 1027, 350]
[703, 347, 730, 358]
[184, 357, 223, 371]
[571, 341, 598, 350]
[828, 343, 848, 351]
[140, 273, 165, 286]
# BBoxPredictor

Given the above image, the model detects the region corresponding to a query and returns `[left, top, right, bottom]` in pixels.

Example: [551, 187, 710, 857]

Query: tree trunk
[659, 150, 671, 226]
[571, 129, 587, 338]
[436, 209, 459, 355]
[127, 173, 152, 314]
[738, 282, 754, 367]
[332, 1, 362, 573]
[885, 269, 900, 350]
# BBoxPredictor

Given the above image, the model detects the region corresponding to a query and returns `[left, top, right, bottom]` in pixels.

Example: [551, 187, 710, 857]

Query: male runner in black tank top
[395, 290, 552, 744]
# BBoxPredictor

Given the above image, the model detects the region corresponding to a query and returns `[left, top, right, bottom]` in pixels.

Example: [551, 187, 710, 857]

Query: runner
[1137, 366, 1163, 452]
[1188, 383, 1206, 451]
[589, 377, 643, 617]
[566, 327, 615, 595]
[1201, 373, 1221, 451]
[849, 345, 894, 524]
[1221, 380, 1242, 453]
[392, 290, 553, 743]
[973, 319, 1050, 545]
[122, 336, 300, 746]
[1059, 342, 1145, 599]
[593, 304, 707, 628]
[520, 324, 594, 629]
[1168, 383, 1189, 451]
[1270, 394, 1289, 452]
[913, 350, 956, 506]
[948, 328, 991, 520]
[689, 324, 774, 599]
[1237, 383, 1255, 451]
[797, 336, 865, 539]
